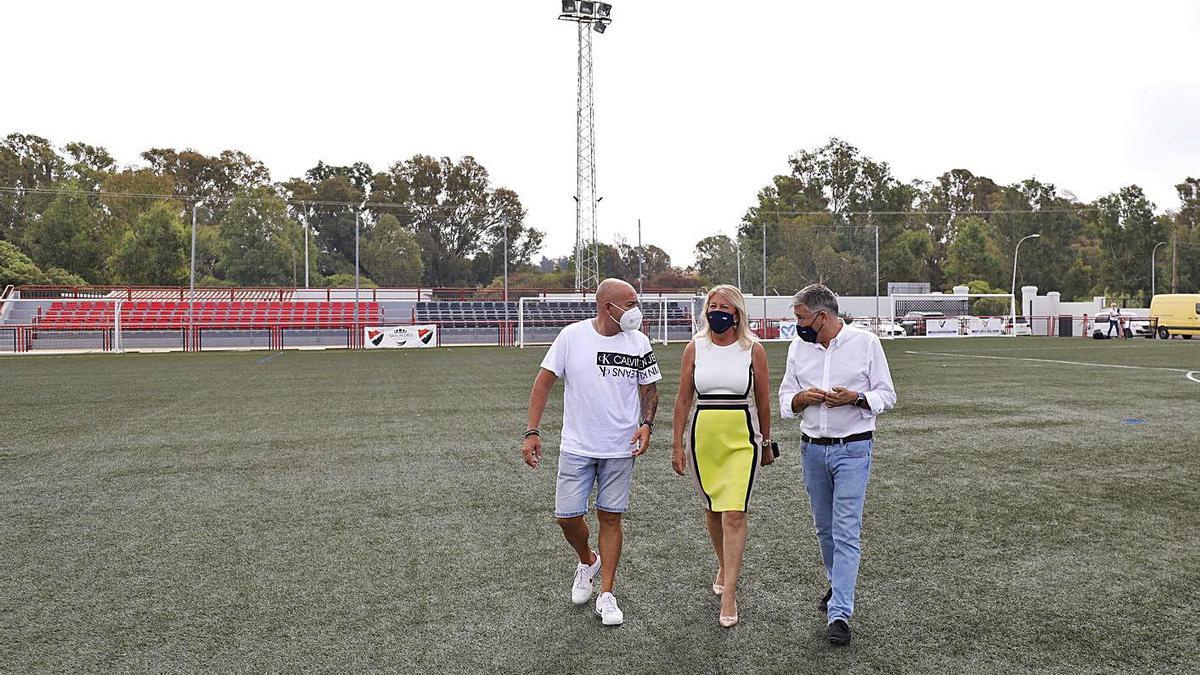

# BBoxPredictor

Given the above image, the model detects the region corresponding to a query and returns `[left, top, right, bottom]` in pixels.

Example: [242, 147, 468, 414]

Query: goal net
[516, 295, 698, 348]
[886, 292, 1018, 338]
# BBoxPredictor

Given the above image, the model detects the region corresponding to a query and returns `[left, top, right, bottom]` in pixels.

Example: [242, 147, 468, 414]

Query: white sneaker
[595, 592, 624, 626]
[570, 552, 601, 605]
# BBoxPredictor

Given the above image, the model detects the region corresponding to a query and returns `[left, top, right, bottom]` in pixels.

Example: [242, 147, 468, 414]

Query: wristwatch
[854, 394, 870, 410]
[640, 420, 654, 430]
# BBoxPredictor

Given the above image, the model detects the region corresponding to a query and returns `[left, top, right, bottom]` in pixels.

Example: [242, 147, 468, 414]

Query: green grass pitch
[2, 338, 1198, 673]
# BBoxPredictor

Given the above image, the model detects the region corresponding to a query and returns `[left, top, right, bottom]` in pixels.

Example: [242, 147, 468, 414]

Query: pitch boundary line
[905, 350, 1199, 383]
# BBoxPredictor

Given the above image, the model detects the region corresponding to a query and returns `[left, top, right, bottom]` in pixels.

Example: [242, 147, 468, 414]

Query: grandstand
[0, 286, 698, 352]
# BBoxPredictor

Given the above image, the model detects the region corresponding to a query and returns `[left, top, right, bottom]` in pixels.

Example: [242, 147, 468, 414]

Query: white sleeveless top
[693, 335, 753, 398]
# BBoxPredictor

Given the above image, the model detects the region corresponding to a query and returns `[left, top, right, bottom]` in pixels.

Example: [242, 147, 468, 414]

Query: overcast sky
[4, 0, 1198, 265]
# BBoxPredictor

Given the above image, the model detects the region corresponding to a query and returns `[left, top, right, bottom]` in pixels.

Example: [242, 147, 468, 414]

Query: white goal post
[516, 295, 698, 348]
[886, 292, 1019, 338]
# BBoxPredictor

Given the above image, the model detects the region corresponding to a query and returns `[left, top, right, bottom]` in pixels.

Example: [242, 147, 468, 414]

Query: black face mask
[797, 312, 824, 343]
[707, 310, 736, 334]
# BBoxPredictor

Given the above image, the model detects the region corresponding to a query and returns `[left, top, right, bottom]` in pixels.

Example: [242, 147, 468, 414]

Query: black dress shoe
[819, 588, 832, 613]
[828, 619, 851, 646]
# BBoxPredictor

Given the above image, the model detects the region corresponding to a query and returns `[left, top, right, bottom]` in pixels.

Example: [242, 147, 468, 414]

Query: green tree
[100, 169, 177, 229]
[741, 138, 911, 295]
[0, 133, 69, 243]
[109, 201, 188, 285]
[141, 148, 271, 222]
[1091, 185, 1169, 299]
[217, 191, 304, 285]
[362, 214, 424, 286]
[965, 279, 1011, 316]
[22, 182, 108, 282]
[0, 240, 86, 287]
[943, 216, 1004, 288]
[285, 173, 363, 276]
[369, 155, 542, 287]
[1170, 177, 1200, 293]
[693, 234, 741, 286]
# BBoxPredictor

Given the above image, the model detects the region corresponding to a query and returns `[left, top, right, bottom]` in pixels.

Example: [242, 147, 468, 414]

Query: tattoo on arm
[640, 383, 659, 423]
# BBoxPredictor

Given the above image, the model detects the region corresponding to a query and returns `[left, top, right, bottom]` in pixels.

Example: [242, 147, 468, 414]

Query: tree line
[0, 134, 542, 290]
[2, 133, 1197, 302]
[690, 139, 1198, 303]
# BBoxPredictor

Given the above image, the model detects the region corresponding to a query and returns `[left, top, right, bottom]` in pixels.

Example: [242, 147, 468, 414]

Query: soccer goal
[886, 292, 1018, 338]
[515, 295, 698, 348]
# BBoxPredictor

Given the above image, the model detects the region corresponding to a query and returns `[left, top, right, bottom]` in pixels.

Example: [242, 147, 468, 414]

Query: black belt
[802, 431, 873, 446]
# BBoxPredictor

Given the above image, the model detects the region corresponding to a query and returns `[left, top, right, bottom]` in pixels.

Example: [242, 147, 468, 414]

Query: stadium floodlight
[557, 2, 614, 290]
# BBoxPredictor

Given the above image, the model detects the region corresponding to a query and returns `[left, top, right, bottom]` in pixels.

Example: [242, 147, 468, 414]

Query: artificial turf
[1, 338, 1197, 673]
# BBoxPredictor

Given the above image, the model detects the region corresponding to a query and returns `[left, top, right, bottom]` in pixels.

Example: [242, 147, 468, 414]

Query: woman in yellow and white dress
[671, 284, 773, 627]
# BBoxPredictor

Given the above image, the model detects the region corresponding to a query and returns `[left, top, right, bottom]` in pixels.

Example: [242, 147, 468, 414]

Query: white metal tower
[559, 2, 612, 291]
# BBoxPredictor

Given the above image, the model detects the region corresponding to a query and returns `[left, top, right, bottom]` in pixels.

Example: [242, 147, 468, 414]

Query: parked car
[899, 311, 945, 336]
[1090, 312, 1153, 339]
[851, 317, 906, 336]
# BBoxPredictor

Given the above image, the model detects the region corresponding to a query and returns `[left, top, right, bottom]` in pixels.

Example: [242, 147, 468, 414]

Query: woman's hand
[671, 445, 686, 476]
[760, 441, 775, 467]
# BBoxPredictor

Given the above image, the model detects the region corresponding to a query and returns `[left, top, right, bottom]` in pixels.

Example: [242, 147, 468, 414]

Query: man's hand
[825, 386, 860, 408]
[522, 434, 543, 468]
[671, 445, 686, 475]
[630, 424, 652, 457]
[792, 387, 829, 411]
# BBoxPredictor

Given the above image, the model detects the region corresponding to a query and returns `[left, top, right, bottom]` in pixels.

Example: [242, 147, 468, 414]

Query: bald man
[522, 279, 662, 626]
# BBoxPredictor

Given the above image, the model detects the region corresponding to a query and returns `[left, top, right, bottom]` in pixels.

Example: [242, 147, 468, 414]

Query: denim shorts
[554, 451, 635, 518]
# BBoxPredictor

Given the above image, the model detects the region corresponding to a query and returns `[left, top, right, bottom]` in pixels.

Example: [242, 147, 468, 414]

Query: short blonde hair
[696, 284, 757, 349]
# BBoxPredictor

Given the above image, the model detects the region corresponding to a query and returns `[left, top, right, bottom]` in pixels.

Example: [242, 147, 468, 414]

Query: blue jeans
[554, 451, 635, 518]
[801, 439, 873, 624]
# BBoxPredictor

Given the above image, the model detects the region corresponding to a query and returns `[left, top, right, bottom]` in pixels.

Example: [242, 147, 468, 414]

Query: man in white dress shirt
[778, 284, 896, 646]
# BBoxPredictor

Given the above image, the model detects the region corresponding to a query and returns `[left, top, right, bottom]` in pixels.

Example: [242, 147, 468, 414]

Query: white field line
[905, 350, 1198, 382]
[1188, 371, 1200, 384]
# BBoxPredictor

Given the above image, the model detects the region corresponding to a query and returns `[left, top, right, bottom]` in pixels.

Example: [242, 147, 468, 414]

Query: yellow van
[1149, 294, 1200, 339]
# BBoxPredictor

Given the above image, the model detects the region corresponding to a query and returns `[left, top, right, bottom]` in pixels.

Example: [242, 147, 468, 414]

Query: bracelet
[524, 429, 540, 438]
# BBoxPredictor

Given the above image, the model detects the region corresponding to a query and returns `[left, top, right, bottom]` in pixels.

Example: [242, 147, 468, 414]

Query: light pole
[1011, 233, 1040, 316]
[189, 202, 199, 349]
[503, 219, 509, 343]
[559, 1, 613, 291]
[1151, 241, 1167, 298]
[354, 207, 360, 343]
[734, 237, 742, 290]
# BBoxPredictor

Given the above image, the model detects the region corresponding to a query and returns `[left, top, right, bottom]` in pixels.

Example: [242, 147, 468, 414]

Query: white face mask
[609, 302, 643, 332]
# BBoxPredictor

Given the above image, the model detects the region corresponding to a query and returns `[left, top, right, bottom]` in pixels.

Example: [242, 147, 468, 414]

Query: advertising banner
[925, 318, 960, 337]
[966, 317, 1004, 336]
[364, 325, 437, 349]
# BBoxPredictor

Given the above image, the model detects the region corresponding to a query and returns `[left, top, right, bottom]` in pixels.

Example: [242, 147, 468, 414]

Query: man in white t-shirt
[522, 278, 662, 626]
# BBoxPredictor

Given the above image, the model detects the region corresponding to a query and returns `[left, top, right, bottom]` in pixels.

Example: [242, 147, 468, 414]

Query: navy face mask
[797, 312, 824, 343]
[707, 310, 736, 334]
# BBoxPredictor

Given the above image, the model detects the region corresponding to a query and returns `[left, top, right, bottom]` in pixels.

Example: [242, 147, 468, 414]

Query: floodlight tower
[559, 1, 613, 291]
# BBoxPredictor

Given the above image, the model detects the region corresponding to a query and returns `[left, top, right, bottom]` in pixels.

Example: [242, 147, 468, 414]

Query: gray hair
[791, 284, 839, 315]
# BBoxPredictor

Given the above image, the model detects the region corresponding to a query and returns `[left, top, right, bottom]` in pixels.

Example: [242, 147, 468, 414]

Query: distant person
[778, 284, 896, 646]
[522, 278, 661, 627]
[670, 284, 774, 628]
[1108, 304, 1121, 337]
